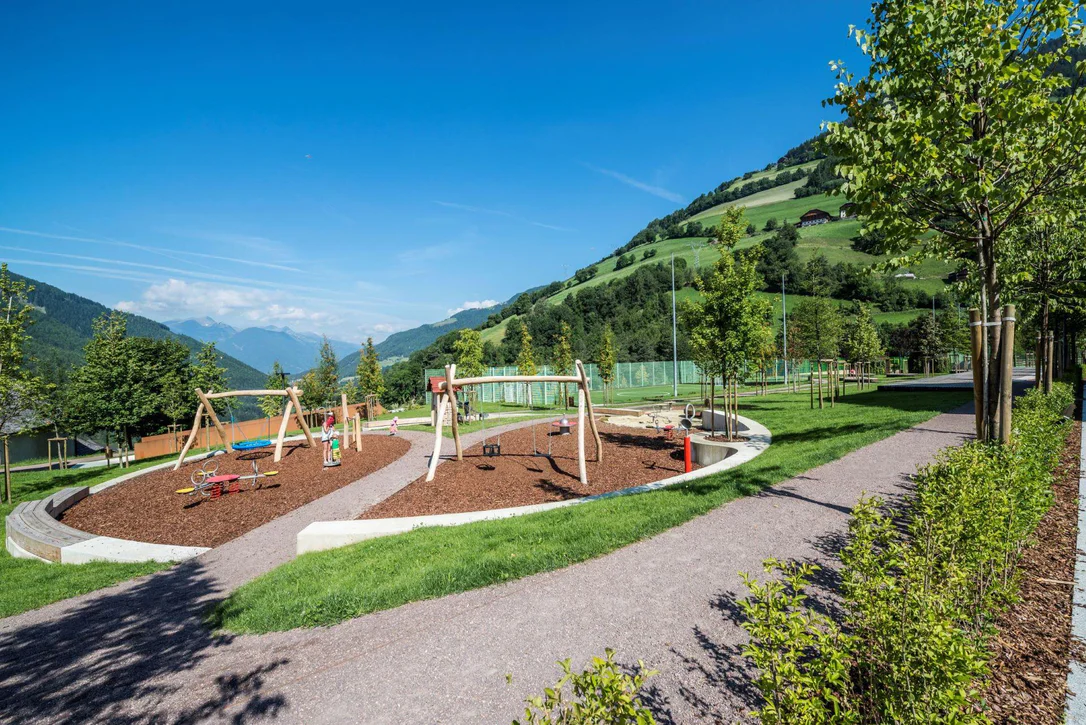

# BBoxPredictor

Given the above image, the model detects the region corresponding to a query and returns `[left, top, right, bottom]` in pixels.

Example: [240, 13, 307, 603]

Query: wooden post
[273, 400, 294, 463]
[195, 388, 233, 452]
[446, 364, 462, 461]
[341, 393, 350, 449]
[286, 387, 316, 448]
[969, 308, 985, 441]
[173, 402, 206, 470]
[354, 413, 362, 452]
[426, 393, 448, 482]
[3, 437, 10, 504]
[999, 304, 1016, 444]
[1046, 332, 1055, 393]
[1035, 333, 1043, 390]
[576, 360, 602, 462]
[577, 386, 587, 485]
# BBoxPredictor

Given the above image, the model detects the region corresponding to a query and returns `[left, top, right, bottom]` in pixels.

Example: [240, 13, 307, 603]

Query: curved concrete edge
[6, 535, 49, 562]
[1066, 384, 1086, 720]
[60, 537, 209, 564]
[296, 415, 772, 556]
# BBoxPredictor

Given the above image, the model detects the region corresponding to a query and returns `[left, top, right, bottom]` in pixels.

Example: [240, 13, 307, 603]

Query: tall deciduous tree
[825, 0, 1086, 438]
[0, 265, 46, 500]
[356, 337, 385, 403]
[259, 361, 287, 419]
[452, 329, 485, 378]
[309, 336, 341, 408]
[514, 320, 537, 376]
[842, 304, 884, 390]
[67, 312, 138, 463]
[192, 341, 229, 415]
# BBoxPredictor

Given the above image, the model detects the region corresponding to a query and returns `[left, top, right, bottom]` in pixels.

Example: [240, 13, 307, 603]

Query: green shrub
[740, 384, 1072, 723]
[512, 649, 657, 725]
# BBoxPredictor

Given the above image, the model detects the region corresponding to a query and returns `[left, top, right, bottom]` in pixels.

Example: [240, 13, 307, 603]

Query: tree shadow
[0, 561, 290, 724]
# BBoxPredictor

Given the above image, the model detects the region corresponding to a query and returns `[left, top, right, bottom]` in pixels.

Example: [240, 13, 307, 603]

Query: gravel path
[0, 408, 974, 724]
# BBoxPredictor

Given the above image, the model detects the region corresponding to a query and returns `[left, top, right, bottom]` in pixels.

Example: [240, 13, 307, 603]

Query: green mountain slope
[19, 272, 267, 393]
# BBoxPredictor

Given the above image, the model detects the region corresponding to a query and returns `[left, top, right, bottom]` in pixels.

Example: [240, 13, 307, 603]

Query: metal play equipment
[426, 360, 602, 485]
[173, 386, 316, 470]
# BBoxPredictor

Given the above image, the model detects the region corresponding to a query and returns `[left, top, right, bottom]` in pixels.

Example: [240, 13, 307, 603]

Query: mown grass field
[212, 388, 969, 633]
[0, 458, 175, 619]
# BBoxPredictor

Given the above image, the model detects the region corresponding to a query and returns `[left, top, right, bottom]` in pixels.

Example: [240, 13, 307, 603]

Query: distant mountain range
[18, 272, 267, 417]
[164, 318, 355, 375]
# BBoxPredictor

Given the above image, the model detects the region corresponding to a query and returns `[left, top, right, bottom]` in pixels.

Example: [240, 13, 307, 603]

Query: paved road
[0, 408, 975, 724]
[879, 366, 1035, 392]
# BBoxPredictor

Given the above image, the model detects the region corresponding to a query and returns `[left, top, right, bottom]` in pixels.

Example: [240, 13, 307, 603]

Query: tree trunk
[809, 363, 814, 408]
[709, 377, 716, 437]
[3, 436, 10, 505]
[979, 235, 1003, 441]
[817, 362, 824, 409]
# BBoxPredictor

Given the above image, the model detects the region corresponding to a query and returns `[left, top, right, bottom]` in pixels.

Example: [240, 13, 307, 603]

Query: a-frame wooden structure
[173, 387, 316, 470]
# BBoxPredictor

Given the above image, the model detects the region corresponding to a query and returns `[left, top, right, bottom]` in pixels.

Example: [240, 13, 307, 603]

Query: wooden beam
[196, 388, 233, 452]
[204, 388, 292, 400]
[576, 360, 602, 462]
[425, 393, 448, 482]
[446, 364, 462, 461]
[285, 386, 316, 448]
[577, 386, 587, 485]
[354, 413, 362, 452]
[341, 393, 350, 449]
[173, 402, 205, 470]
[438, 373, 581, 389]
[273, 399, 294, 463]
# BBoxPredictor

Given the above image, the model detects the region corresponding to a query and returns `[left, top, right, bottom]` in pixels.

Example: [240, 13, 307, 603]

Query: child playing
[389, 416, 399, 436]
[321, 413, 338, 465]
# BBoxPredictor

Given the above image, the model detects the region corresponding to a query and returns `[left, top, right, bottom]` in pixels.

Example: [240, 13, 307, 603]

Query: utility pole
[782, 273, 788, 387]
[671, 253, 678, 398]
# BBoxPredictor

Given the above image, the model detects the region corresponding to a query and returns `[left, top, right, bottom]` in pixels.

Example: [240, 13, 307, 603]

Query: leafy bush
[512, 649, 657, 724]
[642, 248, 657, 261]
[740, 384, 1072, 723]
[615, 253, 636, 271]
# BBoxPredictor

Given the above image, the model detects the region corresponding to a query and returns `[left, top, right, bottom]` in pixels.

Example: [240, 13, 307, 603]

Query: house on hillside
[838, 202, 857, 219]
[1, 412, 76, 464]
[798, 209, 832, 227]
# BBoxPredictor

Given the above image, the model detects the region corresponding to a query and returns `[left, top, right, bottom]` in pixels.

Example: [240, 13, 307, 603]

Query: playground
[362, 419, 697, 519]
[59, 436, 410, 548]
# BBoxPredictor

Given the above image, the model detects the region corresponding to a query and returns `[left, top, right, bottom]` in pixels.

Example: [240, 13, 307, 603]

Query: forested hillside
[374, 132, 957, 404]
[19, 272, 266, 392]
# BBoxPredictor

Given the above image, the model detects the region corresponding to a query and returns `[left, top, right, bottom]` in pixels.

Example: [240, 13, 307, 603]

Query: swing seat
[233, 439, 271, 451]
[483, 443, 501, 457]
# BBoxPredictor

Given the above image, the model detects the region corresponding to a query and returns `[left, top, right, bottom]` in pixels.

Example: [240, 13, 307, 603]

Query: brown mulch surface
[361, 421, 698, 519]
[60, 436, 411, 548]
[982, 418, 1080, 723]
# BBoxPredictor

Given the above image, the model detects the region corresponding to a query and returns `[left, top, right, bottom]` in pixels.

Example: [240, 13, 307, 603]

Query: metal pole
[782, 274, 788, 387]
[671, 253, 678, 398]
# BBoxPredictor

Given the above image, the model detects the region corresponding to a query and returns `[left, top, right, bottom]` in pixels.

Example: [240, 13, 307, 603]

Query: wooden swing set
[173, 387, 316, 470]
[427, 359, 603, 485]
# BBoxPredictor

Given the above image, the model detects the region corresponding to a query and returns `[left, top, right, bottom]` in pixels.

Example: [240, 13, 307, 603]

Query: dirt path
[0, 409, 974, 724]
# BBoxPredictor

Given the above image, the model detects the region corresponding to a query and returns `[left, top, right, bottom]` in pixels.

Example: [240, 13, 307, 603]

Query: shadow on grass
[0, 561, 289, 724]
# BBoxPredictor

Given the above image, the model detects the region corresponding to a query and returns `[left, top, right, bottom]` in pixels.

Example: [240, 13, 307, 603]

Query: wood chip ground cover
[60, 436, 411, 548]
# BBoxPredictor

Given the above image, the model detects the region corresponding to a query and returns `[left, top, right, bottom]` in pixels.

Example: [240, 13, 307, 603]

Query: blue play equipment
[228, 410, 271, 450]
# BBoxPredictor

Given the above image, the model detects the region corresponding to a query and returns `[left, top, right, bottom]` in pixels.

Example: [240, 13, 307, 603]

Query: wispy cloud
[447, 299, 499, 316]
[396, 241, 464, 264]
[434, 201, 575, 233]
[581, 163, 684, 203]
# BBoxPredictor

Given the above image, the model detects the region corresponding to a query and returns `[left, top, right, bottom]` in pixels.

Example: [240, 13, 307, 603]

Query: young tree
[0, 266, 46, 500]
[452, 329, 486, 378]
[259, 361, 287, 419]
[826, 0, 1086, 438]
[791, 298, 843, 409]
[552, 321, 574, 408]
[126, 336, 193, 438]
[191, 341, 229, 412]
[356, 337, 385, 403]
[513, 319, 537, 376]
[841, 305, 884, 390]
[597, 326, 617, 404]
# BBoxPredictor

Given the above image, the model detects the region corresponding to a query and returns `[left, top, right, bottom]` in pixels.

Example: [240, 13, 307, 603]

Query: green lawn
[212, 388, 969, 633]
[0, 457, 176, 618]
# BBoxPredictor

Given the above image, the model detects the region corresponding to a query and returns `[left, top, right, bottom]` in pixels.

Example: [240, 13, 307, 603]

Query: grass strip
[0, 456, 176, 619]
[213, 389, 969, 633]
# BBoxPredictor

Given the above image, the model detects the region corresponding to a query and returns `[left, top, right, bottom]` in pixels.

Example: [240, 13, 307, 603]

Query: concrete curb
[295, 415, 772, 555]
[1067, 384, 1086, 722]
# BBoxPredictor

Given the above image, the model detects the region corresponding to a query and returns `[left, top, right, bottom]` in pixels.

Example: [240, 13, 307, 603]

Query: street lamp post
[671, 253, 678, 398]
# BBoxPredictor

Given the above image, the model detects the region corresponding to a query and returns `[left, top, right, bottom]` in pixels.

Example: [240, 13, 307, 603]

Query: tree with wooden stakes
[841, 304, 883, 392]
[824, 0, 1086, 440]
[553, 321, 575, 409]
[356, 337, 385, 409]
[791, 298, 843, 410]
[513, 319, 537, 407]
[596, 326, 616, 405]
[0, 265, 46, 502]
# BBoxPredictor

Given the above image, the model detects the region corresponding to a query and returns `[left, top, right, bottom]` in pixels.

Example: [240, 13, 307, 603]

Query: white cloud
[117, 279, 337, 329]
[581, 163, 684, 203]
[447, 299, 499, 316]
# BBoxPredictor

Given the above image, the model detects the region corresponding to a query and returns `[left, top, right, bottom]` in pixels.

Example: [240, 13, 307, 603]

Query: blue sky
[0, 1, 868, 344]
